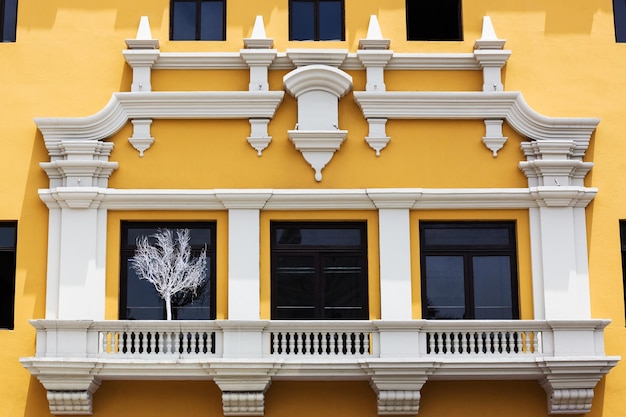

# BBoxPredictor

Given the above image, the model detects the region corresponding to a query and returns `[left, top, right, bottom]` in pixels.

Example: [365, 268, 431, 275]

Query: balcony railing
[30, 319, 557, 360]
[21, 319, 618, 416]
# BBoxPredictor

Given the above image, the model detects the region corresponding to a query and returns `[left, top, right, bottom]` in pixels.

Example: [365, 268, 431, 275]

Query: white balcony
[21, 319, 618, 416]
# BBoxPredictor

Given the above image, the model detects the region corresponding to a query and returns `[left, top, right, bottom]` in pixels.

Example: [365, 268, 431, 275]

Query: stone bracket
[538, 358, 619, 415]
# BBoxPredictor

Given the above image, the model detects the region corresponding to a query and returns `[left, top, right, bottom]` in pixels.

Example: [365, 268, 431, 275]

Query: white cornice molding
[353, 91, 599, 145]
[38, 186, 597, 211]
[35, 91, 285, 144]
[151, 52, 481, 71]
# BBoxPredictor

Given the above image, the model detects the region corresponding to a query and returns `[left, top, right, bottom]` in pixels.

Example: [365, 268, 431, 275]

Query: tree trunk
[165, 295, 172, 320]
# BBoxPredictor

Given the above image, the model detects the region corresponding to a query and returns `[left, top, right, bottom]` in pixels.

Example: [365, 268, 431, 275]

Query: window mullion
[465, 253, 474, 320]
[195, 0, 202, 40]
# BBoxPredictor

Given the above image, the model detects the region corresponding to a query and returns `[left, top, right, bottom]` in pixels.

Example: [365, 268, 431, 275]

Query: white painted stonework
[22, 15, 618, 417]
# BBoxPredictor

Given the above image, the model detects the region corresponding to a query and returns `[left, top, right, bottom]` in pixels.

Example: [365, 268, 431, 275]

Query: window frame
[170, 0, 226, 41]
[289, 0, 345, 41]
[614, 0, 626, 42]
[270, 221, 368, 320]
[119, 221, 217, 320]
[0, 221, 17, 330]
[419, 221, 520, 320]
[405, 0, 463, 41]
[0, 0, 18, 42]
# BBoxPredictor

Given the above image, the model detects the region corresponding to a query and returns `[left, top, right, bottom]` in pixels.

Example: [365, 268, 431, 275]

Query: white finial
[251, 16, 267, 39]
[126, 16, 159, 49]
[359, 15, 390, 49]
[474, 16, 506, 50]
[480, 16, 497, 41]
[136, 16, 153, 40]
[244, 16, 273, 48]
[366, 15, 384, 40]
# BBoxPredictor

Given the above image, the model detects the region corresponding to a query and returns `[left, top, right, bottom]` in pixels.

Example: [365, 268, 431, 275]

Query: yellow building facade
[2, 1, 626, 416]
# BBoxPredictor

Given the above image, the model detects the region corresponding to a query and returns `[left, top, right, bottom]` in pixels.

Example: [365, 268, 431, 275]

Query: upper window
[420, 221, 519, 320]
[406, 0, 463, 41]
[120, 221, 216, 320]
[289, 0, 344, 41]
[1, 0, 18, 42]
[170, 0, 226, 41]
[271, 222, 368, 319]
[619, 221, 626, 321]
[614, 0, 626, 42]
[0, 222, 16, 329]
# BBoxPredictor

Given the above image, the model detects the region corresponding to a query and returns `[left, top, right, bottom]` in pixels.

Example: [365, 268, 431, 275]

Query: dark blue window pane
[424, 256, 465, 319]
[172, 1, 197, 40]
[2, 0, 17, 42]
[0, 225, 15, 247]
[291, 1, 315, 41]
[614, 0, 626, 42]
[473, 256, 513, 319]
[319, 1, 342, 40]
[423, 228, 510, 247]
[276, 227, 361, 246]
[200, 1, 224, 40]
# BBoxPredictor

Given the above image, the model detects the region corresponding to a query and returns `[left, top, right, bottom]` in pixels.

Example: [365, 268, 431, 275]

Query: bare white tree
[130, 228, 207, 320]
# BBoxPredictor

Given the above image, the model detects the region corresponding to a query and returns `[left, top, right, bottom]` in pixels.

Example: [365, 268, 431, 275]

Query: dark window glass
[171, 0, 225, 41]
[271, 222, 368, 319]
[290, 0, 344, 41]
[406, 0, 463, 41]
[120, 221, 216, 320]
[0, 222, 16, 329]
[619, 221, 626, 322]
[614, 0, 626, 42]
[420, 221, 519, 320]
[1, 0, 18, 42]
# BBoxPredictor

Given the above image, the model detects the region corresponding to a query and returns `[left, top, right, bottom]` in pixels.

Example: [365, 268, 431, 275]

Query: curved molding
[38, 186, 597, 211]
[353, 91, 599, 146]
[284, 65, 353, 99]
[35, 91, 285, 144]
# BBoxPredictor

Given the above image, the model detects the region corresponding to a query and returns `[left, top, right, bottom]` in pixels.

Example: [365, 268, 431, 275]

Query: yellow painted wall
[1, 0, 625, 416]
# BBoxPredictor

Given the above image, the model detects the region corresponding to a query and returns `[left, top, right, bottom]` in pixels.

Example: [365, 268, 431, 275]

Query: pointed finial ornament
[125, 16, 159, 49]
[244, 16, 274, 49]
[359, 15, 390, 49]
[474, 16, 506, 50]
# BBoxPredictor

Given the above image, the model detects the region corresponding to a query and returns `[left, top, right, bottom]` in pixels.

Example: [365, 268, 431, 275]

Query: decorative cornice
[284, 65, 352, 99]
[38, 186, 598, 211]
[353, 91, 599, 146]
[150, 52, 482, 71]
[35, 91, 285, 143]
[286, 49, 349, 67]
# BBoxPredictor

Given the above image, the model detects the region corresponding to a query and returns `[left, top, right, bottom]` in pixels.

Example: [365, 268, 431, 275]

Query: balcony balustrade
[21, 319, 618, 416]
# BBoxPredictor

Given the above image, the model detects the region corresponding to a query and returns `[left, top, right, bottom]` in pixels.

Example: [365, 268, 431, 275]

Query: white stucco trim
[37, 186, 597, 211]
[353, 91, 599, 144]
[35, 91, 285, 144]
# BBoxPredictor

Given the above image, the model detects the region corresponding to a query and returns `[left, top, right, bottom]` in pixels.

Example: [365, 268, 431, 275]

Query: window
[120, 221, 216, 320]
[619, 221, 626, 319]
[1, 0, 17, 42]
[271, 222, 368, 319]
[420, 221, 519, 320]
[0, 222, 16, 329]
[406, 0, 463, 41]
[170, 0, 226, 41]
[289, 0, 344, 41]
[614, 0, 626, 42]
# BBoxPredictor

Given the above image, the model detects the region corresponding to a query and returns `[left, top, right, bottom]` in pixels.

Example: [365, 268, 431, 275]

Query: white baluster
[304, 332, 311, 355]
[428, 333, 436, 354]
[313, 332, 320, 355]
[452, 332, 460, 354]
[337, 332, 345, 355]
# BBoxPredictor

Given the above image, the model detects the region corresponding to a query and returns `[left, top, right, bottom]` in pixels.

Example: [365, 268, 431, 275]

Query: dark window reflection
[290, 0, 344, 41]
[272, 222, 368, 320]
[420, 222, 519, 320]
[171, 0, 225, 41]
[120, 222, 216, 320]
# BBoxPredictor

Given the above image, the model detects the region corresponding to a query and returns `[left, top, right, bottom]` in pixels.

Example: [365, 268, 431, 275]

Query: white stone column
[369, 190, 421, 321]
[39, 140, 118, 320]
[520, 140, 595, 320]
[217, 191, 271, 320]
